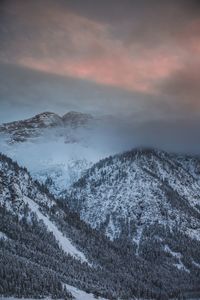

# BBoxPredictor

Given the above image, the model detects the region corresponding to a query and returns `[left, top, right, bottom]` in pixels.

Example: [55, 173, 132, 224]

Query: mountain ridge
[1, 151, 200, 299]
[67, 147, 200, 242]
[0, 111, 93, 143]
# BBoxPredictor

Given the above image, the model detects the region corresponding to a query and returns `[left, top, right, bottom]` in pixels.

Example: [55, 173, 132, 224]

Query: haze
[0, 0, 200, 153]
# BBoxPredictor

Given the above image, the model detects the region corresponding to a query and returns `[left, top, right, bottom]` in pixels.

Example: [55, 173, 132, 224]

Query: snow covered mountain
[0, 111, 141, 196]
[1, 152, 200, 298]
[67, 148, 200, 244]
[0, 111, 101, 195]
[0, 153, 135, 299]
[0, 111, 93, 143]
[0, 112, 62, 143]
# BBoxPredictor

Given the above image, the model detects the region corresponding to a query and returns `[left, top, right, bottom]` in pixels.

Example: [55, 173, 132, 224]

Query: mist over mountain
[1, 62, 200, 154]
[0, 113, 200, 299]
[0, 111, 129, 195]
[1, 111, 200, 198]
[1, 0, 200, 299]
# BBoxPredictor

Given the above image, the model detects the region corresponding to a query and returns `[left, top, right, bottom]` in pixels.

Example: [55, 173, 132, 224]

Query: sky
[0, 0, 200, 153]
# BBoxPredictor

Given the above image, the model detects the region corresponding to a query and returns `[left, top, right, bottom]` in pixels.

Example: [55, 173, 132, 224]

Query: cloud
[158, 62, 200, 101]
[0, 0, 200, 127]
[0, 0, 197, 95]
[0, 62, 156, 122]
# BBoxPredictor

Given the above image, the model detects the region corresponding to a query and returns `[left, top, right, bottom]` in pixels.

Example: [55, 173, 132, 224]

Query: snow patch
[164, 245, 182, 259]
[134, 226, 143, 256]
[0, 232, 8, 240]
[174, 262, 190, 273]
[192, 260, 200, 269]
[186, 228, 200, 241]
[164, 245, 190, 273]
[65, 284, 108, 300]
[23, 196, 89, 264]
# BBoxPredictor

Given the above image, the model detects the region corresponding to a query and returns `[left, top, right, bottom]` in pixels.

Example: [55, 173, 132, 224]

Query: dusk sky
[0, 0, 200, 152]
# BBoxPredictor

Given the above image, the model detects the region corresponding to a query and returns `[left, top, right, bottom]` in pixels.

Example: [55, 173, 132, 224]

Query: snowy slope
[68, 148, 200, 242]
[1, 152, 200, 298]
[0, 153, 88, 263]
[0, 135, 98, 196]
[23, 196, 88, 263]
[0, 112, 63, 143]
[1, 153, 128, 299]
[65, 284, 108, 300]
[0, 112, 116, 196]
[0, 111, 92, 143]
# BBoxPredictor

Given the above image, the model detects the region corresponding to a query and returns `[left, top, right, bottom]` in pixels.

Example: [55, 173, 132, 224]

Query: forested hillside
[1, 152, 200, 299]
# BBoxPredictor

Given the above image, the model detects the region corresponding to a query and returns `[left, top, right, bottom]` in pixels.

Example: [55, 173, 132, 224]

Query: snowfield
[65, 284, 108, 300]
[0, 111, 139, 196]
[23, 196, 89, 264]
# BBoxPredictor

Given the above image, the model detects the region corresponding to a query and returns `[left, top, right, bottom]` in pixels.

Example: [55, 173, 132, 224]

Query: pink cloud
[3, 2, 198, 95]
[18, 47, 181, 93]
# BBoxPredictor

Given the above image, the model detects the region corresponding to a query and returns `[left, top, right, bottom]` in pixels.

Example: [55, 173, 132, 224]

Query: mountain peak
[68, 147, 200, 242]
[0, 110, 93, 143]
[62, 111, 93, 127]
[29, 111, 63, 126]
